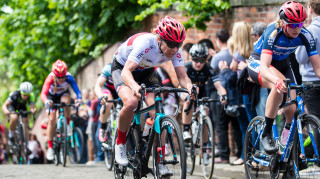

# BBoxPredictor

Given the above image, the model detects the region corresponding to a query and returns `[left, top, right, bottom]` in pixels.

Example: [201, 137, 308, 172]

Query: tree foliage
[0, 0, 147, 110]
[135, 0, 230, 31]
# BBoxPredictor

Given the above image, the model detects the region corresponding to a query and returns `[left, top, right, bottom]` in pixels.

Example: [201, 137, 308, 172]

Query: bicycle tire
[153, 116, 186, 179]
[185, 123, 195, 175]
[104, 118, 114, 171]
[61, 118, 67, 167]
[68, 127, 84, 164]
[292, 114, 320, 178]
[18, 122, 28, 164]
[53, 136, 60, 166]
[244, 116, 271, 179]
[200, 116, 215, 179]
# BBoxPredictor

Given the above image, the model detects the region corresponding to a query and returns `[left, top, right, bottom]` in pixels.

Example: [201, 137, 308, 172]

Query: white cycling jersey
[114, 33, 184, 71]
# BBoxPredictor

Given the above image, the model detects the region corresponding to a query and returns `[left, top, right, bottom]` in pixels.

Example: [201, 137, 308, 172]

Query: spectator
[211, 29, 243, 164]
[182, 43, 194, 63]
[251, 22, 268, 117]
[295, 0, 320, 153]
[28, 134, 44, 164]
[228, 21, 255, 164]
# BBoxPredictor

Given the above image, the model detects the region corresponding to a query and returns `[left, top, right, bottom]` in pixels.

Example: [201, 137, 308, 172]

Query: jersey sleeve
[66, 75, 82, 99]
[206, 65, 220, 84]
[261, 24, 277, 56]
[300, 29, 318, 57]
[171, 49, 184, 67]
[8, 91, 18, 103]
[40, 75, 54, 103]
[29, 93, 35, 104]
[127, 36, 152, 65]
[101, 64, 112, 79]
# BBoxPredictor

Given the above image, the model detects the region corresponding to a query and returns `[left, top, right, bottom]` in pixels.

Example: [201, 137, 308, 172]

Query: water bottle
[143, 118, 154, 141]
[192, 121, 199, 144]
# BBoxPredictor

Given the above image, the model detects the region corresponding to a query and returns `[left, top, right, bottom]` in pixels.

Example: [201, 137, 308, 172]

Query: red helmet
[279, 1, 306, 23]
[52, 59, 68, 77]
[156, 16, 186, 43]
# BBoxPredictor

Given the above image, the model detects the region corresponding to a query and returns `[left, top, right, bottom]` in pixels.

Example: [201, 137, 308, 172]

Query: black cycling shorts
[111, 59, 160, 93]
[8, 104, 27, 117]
[47, 90, 70, 110]
[248, 51, 297, 86]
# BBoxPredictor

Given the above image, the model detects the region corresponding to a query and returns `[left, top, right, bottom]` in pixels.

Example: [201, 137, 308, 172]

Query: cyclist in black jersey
[180, 44, 227, 141]
[2, 82, 36, 151]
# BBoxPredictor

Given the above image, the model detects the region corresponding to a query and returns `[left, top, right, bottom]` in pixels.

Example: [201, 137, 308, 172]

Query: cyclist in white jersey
[112, 16, 194, 176]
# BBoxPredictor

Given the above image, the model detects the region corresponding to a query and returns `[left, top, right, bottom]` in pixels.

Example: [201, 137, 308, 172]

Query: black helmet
[189, 44, 208, 59]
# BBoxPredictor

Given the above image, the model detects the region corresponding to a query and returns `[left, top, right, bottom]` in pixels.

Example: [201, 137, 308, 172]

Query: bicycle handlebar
[134, 84, 190, 113]
[184, 84, 198, 115]
[102, 97, 122, 114]
[48, 102, 78, 115]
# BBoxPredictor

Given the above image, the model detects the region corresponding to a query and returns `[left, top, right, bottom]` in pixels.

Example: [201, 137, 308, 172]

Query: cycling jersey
[252, 23, 317, 61]
[7, 90, 35, 109]
[100, 64, 115, 90]
[114, 33, 184, 71]
[185, 62, 220, 88]
[40, 72, 82, 103]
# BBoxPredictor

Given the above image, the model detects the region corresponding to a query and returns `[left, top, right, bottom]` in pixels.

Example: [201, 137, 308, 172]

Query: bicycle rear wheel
[185, 125, 195, 175]
[60, 118, 67, 167]
[200, 116, 215, 179]
[244, 116, 271, 179]
[68, 127, 84, 164]
[104, 118, 115, 171]
[153, 116, 186, 179]
[17, 123, 28, 164]
[292, 114, 320, 178]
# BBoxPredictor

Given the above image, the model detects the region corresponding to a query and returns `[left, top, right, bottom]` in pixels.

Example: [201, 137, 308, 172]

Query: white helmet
[20, 82, 33, 94]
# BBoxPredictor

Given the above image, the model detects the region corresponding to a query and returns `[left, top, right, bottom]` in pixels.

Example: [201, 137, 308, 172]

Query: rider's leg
[8, 114, 18, 139]
[281, 90, 296, 145]
[181, 93, 193, 142]
[60, 95, 71, 124]
[47, 111, 57, 148]
[114, 85, 138, 166]
[260, 67, 286, 153]
[98, 92, 113, 142]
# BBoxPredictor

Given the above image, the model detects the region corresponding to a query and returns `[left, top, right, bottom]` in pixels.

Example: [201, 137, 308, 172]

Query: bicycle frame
[251, 83, 320, 177]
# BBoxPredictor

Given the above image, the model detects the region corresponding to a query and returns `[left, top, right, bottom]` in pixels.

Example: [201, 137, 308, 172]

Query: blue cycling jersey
[253, 23, 317, 61]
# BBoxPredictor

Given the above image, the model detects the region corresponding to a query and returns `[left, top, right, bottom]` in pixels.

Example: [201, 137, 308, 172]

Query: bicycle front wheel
[17, 123, 28, 164]
[244, 116, 271, 179]
[200, 116, 215, 179]
[104, 118, 115, 171]
[153, 116, 186, 179]
[60, 118, 67, 167]
[185, 125, 195, 175]
[292, 114, 320, 178]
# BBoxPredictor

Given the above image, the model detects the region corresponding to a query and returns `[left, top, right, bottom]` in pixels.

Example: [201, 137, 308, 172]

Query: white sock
[8, 130, 13, 138]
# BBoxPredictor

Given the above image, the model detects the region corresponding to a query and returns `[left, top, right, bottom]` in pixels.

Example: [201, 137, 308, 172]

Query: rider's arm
[175, 66, 193, 93]
[66, 75, 82, 99]
[40, 75, 54, 103]
[94, 76, 107, 99]
[2, 100, 11, 115]
[309, 54, 320, 79]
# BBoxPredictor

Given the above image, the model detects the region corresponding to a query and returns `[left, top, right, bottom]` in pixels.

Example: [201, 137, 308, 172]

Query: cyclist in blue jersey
[94, 63, 118, 142]
[247, 1, 320, 154]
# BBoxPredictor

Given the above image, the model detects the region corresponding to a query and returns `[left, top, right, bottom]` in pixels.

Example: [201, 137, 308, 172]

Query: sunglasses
[192, 58, 206, 64]
[286, 22, 303, 29]
[21, 92, 30, 96]
[57, 76, 66, 79]
[162, 38, 182, 49]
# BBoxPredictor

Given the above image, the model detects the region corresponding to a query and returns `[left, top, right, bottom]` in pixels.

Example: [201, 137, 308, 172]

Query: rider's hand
[99, 95, 108, 105]
[238, 61, 248, 70]
[132, 84, 142, 99]
[75, 99, 82, 107]
[275, 78, 287, 93]
[45, 100, 53, 108]
[220, 94, 227, 105]
[31, 107, 37, 114]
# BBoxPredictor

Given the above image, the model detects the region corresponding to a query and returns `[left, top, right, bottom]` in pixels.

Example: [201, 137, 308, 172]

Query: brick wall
[77, 3, 311, 90]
